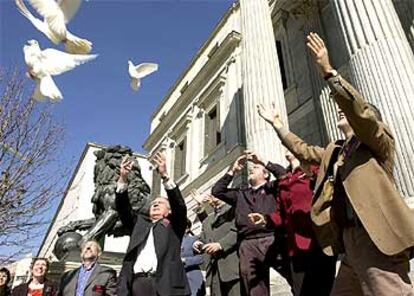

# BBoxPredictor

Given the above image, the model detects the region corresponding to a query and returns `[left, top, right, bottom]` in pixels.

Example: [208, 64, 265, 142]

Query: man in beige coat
[257, 32, 414, 295]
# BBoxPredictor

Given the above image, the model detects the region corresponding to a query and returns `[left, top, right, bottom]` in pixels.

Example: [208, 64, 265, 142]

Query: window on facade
[151, 167, 161, 198]
[276, 40, 288, 90]
[204, 106, 221, 156]
[174, 138, 187, 180]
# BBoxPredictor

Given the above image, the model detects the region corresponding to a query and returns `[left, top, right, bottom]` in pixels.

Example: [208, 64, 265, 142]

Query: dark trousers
[132, 275, 157, 296]
[290, 248, 337, 296]
[210, 278, 240, 296]
[239, 235, 291, 296]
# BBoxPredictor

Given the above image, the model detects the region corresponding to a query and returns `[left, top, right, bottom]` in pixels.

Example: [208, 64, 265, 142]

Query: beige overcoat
[279, 75, 414, 256]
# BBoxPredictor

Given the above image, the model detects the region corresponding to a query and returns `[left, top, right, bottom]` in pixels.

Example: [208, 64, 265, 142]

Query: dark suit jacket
[116, 186, 190, 296]
[196, 204, 239, 283]
[12, 280, 57, 296]
[58, 263, 117, 296]
[211, 162, 286, 240]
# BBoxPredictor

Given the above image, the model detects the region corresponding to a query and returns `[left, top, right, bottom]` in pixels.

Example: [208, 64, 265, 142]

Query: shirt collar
[251, 181, 266, 190]
[81, 261, 97, 271]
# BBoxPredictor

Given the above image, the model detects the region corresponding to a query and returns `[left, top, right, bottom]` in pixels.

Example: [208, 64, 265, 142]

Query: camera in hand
[198, 243, 206, 253]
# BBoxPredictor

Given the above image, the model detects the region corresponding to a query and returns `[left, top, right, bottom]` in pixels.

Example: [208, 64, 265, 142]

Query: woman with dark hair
[181, 219, 205, 296]
[0, 267, 11, 296]
[12, 258, 57, 296]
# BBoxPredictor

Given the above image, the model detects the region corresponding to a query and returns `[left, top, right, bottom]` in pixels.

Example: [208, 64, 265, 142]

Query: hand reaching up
[257, 103, 284, 129]
[150, 151, 168, 179]
[306, 32, 334, 77]
[119, 156, 134, 184]
[190, 189, 204, 206]
[230, 154, 247, 175]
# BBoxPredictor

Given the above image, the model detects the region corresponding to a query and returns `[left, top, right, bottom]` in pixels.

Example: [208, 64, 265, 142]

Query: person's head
[248, 163, 270, 186]
[80, 240, 102, 263]
[30, 258, 49, 280]
[336, 107, 353, 137]
[336, 103, 382, 137]
[0, 268, 11, 288]
[149, 197, 171, 221]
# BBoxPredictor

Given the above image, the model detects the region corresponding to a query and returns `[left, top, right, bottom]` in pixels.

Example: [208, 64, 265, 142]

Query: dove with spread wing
[23, 39, 97, 102]
[128, 61, 158, 91]
[15, 0, 92, 54]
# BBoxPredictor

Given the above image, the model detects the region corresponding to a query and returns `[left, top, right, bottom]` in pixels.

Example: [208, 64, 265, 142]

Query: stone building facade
[144, 0, 414, 223]
[143, 0, 414, 293]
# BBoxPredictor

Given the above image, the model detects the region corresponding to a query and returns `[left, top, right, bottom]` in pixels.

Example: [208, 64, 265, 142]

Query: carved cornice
[272, 0, 319, 22]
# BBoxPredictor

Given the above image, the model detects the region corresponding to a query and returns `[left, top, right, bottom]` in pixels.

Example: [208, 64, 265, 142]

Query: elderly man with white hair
[116, 152, 190, 296]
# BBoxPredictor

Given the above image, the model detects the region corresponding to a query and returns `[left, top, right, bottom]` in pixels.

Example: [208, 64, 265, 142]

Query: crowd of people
[1, 32, 414, 296]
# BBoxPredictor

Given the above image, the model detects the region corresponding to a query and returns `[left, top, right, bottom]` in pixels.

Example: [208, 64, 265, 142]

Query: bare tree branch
[0, 68, 67, 264]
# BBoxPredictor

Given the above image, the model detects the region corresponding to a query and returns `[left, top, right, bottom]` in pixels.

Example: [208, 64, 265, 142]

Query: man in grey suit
[192, 193, 241, 296]
[58, 240, 117, 296]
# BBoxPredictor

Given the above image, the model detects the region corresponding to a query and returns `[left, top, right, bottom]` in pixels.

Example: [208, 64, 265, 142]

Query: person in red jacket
[249, 152, 336, 296]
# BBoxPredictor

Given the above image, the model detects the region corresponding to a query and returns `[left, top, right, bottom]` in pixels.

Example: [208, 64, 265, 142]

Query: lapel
[129, 215, 153, 252]
[66, 269, 80, 294]
[313, 141, 344, 198]
[211, 205, 230, 227]
[84, 263, 100, 291]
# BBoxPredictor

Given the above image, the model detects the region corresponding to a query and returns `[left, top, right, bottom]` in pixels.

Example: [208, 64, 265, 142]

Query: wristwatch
[324, 69, 338, 80]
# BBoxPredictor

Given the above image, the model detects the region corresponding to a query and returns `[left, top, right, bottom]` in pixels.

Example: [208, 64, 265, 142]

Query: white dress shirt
[116, 176, 176, 274]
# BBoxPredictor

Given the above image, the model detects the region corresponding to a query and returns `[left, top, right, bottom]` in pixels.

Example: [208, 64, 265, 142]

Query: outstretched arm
[211, 155, 247, 206]
[151, 151, 187, 239]
[115, 156, 136, 234]
[306, 32, 394, 159]
[256, 106, 325, 164]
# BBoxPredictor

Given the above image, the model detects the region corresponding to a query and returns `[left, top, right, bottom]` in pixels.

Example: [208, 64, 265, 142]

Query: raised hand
[119, 156, 134, 184]
[190, 189, 204, 205]
[150, 151, 168, 179]
[247, 213, 267, 226]
[306, 32, 334, 76]
[230, 154, 247, 175]
[256, 103, 284, 129]
[245, 150, 265, 166]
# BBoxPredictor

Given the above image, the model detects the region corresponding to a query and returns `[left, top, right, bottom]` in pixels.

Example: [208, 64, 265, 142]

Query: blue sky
[0, 0, 233, 258]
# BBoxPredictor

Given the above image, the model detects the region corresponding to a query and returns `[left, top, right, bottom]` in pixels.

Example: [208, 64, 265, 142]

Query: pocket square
[93, 284, 105, 293]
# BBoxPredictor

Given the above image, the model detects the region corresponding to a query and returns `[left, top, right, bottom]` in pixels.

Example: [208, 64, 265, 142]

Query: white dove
[15, 0, 92, 54]
[23, 39, 97, 102]
[128, 61, 158, 91]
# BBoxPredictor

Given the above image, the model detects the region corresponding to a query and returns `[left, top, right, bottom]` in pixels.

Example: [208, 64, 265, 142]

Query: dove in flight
[23, 39, 97, 102]
[128, 61, 158, 91]
[15, 0, 92, 54]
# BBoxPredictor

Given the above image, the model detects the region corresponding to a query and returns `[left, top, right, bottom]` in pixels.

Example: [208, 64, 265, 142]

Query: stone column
[240, 0, 289, 164]
[330, 0, 414, 202]
[393, 0, 414, 51]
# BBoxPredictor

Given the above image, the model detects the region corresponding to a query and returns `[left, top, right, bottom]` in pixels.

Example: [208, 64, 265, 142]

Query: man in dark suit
[191, 192, 240, 296]
[58, 240, 117, 296]
[116, 152, 190, 296]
